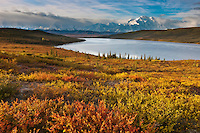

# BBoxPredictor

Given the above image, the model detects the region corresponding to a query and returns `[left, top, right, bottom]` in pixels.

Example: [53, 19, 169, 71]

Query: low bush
[0, 97, 156, 133]
[0, 80, 19, 100]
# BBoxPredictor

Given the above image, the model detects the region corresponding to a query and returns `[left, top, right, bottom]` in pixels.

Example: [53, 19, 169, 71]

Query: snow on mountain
[83, 16, 183, 32]
[128, 16, 155, 25]
[128, 18, 139, 25]
[127, 16, 163, 30]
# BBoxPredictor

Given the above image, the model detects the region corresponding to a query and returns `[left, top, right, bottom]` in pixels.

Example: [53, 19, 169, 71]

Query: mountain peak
[128, 16, 154, 26]
[139, 16, 148, 18]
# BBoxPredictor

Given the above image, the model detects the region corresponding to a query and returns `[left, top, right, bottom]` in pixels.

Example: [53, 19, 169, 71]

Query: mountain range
[44, 16, 184, 33]
[82, 16, 183, 32]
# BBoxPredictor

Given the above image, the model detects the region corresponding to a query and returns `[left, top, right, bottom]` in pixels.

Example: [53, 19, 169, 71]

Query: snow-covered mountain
[83, 16, 182, 32]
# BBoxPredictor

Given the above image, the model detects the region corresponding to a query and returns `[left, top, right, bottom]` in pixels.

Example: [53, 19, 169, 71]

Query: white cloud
[0, 0, 120, 19]
[0, 11, 93, 29]
[173, 9, 200, 18]
[179, 17, 200, 27]
[169, 9, 200, 27]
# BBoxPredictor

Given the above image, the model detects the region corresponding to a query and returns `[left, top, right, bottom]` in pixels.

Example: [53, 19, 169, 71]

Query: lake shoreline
[103, 37, 200, 45]
[90, 36, 200, 45]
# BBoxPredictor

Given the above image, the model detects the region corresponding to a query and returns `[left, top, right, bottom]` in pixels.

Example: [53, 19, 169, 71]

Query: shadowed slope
[109, 27, 200, 44]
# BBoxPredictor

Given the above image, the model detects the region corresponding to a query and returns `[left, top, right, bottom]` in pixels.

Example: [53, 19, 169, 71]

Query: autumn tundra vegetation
[0, 28, 199, 133]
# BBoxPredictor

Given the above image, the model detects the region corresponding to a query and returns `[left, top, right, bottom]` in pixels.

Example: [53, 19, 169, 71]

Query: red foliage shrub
[0, 97, 156, 133]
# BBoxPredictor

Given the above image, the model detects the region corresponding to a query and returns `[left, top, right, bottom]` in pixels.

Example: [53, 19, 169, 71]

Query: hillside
[0, 28, 84, 45]
[109, 27, 200, 44]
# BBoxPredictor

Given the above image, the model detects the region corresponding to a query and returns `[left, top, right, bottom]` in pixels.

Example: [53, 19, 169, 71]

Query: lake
[56, 38, 200, 60]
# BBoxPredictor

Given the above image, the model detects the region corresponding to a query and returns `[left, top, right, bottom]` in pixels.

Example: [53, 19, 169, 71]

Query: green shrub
[0, 81, 19, 100]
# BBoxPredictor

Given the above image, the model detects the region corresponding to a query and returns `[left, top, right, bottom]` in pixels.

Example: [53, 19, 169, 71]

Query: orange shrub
[129, 75, 145, 82]
[0, 97, 51, 132]
[48, 100, 155, 133]
[61, 75, 74, 82]
[0, 97, 156, 133]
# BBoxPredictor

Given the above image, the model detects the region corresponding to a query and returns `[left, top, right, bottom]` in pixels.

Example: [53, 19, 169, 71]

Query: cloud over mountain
[0, 11, 93, 30]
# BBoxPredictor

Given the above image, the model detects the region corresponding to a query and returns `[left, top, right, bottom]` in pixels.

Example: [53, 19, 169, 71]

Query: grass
[0, 28, 199, 132]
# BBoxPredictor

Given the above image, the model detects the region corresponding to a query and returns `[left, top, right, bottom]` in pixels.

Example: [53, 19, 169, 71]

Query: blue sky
[0, 0, 200, 27]
[1, 0, 200, 19]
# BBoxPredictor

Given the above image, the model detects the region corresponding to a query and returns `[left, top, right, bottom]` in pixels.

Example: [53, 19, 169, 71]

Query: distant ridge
[44, 29, 116, 38]
[108, 27, 200, 44]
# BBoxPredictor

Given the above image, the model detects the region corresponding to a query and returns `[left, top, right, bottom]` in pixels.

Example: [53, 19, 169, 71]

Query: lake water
[56, 38, 200, 60]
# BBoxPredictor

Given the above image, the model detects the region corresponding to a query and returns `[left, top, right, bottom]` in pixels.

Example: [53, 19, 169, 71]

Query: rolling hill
[0, 28, 84, 45]
[109, 27, 200, 44]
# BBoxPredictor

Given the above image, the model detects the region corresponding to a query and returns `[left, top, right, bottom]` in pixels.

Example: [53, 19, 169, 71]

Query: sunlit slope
[109, 27, 200, 44]
[0, 28, 84, 45]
